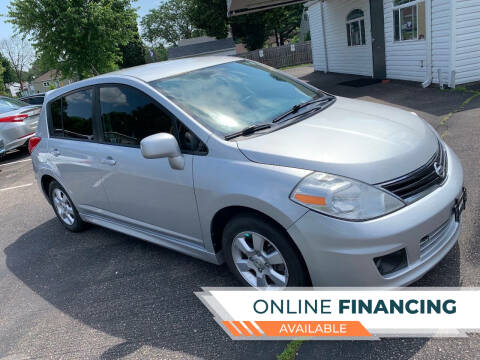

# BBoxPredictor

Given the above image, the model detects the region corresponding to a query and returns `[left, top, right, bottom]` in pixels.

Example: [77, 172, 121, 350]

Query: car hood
[237, 97, 439, 184]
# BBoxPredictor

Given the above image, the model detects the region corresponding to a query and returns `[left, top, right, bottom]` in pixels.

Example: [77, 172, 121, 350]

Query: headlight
[290, 172, 405, 221]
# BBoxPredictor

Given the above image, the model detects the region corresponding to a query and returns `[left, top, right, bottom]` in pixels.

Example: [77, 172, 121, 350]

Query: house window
[393, 0, 426, 41]
[346, 9, 366, 46]
[43, 81, 50, 87]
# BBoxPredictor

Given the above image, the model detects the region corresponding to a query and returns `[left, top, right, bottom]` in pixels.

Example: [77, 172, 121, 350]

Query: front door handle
[101, 156, 117, 166]
[51, 149, 60, 157]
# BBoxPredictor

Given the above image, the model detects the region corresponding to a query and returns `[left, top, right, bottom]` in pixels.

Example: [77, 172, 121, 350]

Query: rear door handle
[101, 156, 117, 166]
[51, 149, 60, 157]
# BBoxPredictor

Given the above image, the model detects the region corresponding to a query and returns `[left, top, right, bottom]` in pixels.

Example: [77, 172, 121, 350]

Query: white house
[306, 0, 480, 87]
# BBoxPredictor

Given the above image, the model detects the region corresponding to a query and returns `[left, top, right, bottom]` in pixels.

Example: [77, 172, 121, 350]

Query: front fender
[194, 155, 310, 254]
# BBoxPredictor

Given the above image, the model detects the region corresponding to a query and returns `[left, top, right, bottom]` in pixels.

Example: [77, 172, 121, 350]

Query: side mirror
[140, 133, 184, 170]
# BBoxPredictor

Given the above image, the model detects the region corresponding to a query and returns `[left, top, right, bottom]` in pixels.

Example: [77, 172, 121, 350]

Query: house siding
[309, 0, 478, 86]
[384, 0, 427, 82]
[308, 2, 327, 72]
[308, 0, 373, 76]
[455, 0, 480, 85]
[323, 0, 373, 76]
[431, 0, 451, 84]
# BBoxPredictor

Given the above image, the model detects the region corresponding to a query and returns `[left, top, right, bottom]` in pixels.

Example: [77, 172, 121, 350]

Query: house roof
[34, 70, 62, 82]
[168, 37, 236, 59]
[227, 0, 307, 16]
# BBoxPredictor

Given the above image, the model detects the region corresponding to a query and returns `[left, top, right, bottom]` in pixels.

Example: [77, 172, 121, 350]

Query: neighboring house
[168, 36, 237, 60]
[32, 70, 72, 93]
[306, 0, 480, 87]
[6, 83, 21, 97]
[6, 82, 32, 97]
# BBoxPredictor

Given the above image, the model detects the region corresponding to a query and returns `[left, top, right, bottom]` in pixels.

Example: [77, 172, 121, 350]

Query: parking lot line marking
[0, 183, 33, 192]
[0, 159, 32, 167]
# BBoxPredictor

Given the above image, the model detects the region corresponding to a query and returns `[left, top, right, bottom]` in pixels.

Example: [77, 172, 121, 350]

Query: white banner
[196, 288, 480, 340]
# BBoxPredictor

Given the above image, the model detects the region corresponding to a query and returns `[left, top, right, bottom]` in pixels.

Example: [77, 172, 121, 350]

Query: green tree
[145, 45, 168, 63]
[0, 63, 6, 95]
[141, 0, 203, 46]
[8, 0, 138, 79]
[0, 54, 17, 84]
[26, 55, 50, 82]
[230, 14, 268, 51]
[186, 0, 229, 39]
[187, 1, 303, 51]
[264, 5, 303, 46]
[119, 27, 146, 68]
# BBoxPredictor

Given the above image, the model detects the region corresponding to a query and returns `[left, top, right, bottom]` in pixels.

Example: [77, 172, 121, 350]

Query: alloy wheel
[53, 188, 75, 226]
[231, 231, 289, 288]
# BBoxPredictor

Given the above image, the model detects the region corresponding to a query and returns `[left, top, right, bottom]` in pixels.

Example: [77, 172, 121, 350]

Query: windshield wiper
[224, 123, 272, 140]
[272, 95, 335, 124]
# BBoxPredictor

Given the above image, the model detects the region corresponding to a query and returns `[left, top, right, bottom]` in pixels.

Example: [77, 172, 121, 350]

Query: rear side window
[100, 85, 174, 146]
[51, 99, 63, 137]
[63, 90, 94, 140]
[49, 88, 94, 140]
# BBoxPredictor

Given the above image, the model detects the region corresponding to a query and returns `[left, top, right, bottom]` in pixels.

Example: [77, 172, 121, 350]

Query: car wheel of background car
[222, 214, 310, 288]
[48, 180, 86, 232]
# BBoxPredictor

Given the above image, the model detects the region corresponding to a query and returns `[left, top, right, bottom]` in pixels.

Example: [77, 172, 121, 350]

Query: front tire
[49, 181, 86, 232]
[222, 214, 310, 288]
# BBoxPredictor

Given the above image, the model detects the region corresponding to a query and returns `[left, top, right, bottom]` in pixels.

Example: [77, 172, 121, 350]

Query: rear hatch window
[0, 97, 29, 114]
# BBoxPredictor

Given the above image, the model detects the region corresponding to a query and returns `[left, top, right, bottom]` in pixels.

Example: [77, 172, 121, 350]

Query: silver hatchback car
[0, 96, 41, 156]
[31, 57, 466, 288]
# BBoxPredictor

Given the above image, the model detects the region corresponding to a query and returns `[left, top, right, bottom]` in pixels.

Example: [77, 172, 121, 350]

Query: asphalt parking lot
[1, 68, 479, 359]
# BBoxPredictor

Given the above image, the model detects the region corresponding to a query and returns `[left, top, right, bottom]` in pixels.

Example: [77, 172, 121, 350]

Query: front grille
[381, 143, 447, 202]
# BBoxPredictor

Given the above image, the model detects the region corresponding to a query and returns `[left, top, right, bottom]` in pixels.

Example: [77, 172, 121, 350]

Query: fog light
[374, 248, 407, 276]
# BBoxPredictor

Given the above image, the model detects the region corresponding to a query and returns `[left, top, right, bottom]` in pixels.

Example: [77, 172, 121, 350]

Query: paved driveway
[0, 67, 479, 359]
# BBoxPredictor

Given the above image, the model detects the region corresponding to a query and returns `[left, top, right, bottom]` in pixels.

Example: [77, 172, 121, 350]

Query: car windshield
[0, 97, 29, 114]
[150, 60, 322, 136]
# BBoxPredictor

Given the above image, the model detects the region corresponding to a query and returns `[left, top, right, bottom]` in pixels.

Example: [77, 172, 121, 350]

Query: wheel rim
[231, 231, 289, 288]
[53, 188, 75, 226]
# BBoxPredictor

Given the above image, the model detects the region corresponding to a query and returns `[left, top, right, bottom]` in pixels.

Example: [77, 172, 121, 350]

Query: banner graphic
[195, 288, 480, 340]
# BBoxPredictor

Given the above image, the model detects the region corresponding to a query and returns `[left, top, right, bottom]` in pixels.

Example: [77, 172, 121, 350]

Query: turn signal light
[28, 136, 42, 154]
[294, 194, 326, 206]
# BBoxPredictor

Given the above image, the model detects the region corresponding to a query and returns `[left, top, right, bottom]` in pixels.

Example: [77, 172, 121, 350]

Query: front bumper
[288, 145, 464, 287]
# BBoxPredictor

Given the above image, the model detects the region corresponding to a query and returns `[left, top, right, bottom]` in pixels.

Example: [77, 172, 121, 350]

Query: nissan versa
[30, 57, 466, 288]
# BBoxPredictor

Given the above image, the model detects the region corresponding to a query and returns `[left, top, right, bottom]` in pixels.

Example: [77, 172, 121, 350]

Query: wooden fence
[237, 41, 312, 69]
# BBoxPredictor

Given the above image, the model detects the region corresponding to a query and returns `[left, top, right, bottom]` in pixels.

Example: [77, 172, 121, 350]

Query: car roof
[45, 56, 243, 102]
[102, 56, 241, 82]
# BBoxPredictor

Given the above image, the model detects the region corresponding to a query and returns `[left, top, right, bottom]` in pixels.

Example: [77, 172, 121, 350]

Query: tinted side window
[100, 86, 174, 146]
[51, 99, 63, 137]
[62, 89, 94, 140]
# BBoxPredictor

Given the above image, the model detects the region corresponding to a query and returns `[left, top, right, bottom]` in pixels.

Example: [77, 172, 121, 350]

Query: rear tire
[222, 214, 310, 288]
[49, 181, 86, 232]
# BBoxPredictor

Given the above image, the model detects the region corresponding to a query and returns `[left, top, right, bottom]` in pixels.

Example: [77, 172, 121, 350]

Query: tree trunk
[17, 72, 23, 91]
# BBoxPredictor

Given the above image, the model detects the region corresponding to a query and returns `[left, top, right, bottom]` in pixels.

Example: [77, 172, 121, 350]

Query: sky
[0, 0, 163, 41]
